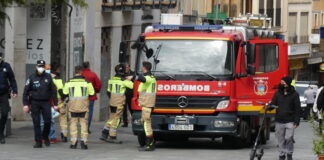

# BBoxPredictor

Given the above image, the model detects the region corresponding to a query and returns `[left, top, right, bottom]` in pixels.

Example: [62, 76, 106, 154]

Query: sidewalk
[0, 121, 318, 160]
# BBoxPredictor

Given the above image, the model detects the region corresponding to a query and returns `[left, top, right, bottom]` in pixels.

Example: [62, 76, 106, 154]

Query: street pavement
[0, 121, 318, 160]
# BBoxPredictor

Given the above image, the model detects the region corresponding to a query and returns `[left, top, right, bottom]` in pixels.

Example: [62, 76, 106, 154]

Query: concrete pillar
[110, 26, 122, 77]
[252, 0, 259, 14]
[273, 0, 276, 27]
[297, 12, 301, 43]
[9, 7, 27, 121]
[243, 0, 246, 15]
[84, 0, 102, 122]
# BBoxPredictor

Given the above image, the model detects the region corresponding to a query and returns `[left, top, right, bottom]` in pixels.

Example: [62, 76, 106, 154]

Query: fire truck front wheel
[222, 121, 252, 148]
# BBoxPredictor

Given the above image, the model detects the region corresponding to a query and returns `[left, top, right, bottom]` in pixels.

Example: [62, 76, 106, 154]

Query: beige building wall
[312, 0, 324, 30]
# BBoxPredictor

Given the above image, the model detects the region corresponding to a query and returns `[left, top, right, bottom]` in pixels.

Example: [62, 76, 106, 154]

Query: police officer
[100, 64, 133, 143]
[50, 63, 68, 142]
[63, 66, 94, 150]
[129, 61, 156, 151]
[23, 60, 58, 148]
[0, 53, 17, 144]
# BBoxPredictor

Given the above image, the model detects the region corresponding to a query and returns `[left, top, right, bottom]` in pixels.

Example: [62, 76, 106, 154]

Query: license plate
[168, 124, 194, 131]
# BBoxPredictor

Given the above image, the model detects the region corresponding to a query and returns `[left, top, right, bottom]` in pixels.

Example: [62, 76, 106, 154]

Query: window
[288, 12, 297, 44]
[256, 44, 279, 74]
[259, 0, 265, 14]
[275, 0, 281, 26]
[266, 0, 274, 22]
[300, 12, 309, 43]
[314, 13, 318, 27]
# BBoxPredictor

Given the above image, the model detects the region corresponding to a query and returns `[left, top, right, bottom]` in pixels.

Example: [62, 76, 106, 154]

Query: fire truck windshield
[137, 39, 233, 79]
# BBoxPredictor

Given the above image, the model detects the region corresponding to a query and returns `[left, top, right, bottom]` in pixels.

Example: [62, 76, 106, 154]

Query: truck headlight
[217, 100, 229, 109]
[214, 120, 235, 128]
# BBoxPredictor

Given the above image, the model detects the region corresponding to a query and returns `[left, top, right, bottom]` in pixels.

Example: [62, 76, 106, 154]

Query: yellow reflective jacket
[137, 73, 156, 108]
[107, 76, 133, 106]
[63, 76, 95, 112]
[53, 78, 64, 99]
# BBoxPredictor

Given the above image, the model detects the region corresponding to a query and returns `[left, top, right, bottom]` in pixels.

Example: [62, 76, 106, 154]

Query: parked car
[295, 82, 318, 118]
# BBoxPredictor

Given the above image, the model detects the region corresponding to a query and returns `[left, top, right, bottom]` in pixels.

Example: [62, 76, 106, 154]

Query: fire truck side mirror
[119, 41, 128, 63]
[246, 42, 256, 75]
[247, 65, 256, 75]
[246, 42, 256, 65]
[146, 49, 154, 59]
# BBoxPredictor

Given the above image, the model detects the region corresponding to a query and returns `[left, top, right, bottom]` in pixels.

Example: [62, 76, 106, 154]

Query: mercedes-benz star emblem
[177, 96, 189, 108]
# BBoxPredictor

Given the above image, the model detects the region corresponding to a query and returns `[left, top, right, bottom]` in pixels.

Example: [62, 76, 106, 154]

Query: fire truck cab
[119, 24, 288, 147]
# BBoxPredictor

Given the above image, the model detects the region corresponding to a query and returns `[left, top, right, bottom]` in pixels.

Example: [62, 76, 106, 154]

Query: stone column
[8, 7, 28, 121]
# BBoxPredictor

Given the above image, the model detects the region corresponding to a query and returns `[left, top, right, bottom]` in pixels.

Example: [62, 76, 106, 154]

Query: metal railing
[300, 35, 309, 43]
[288, 35, 297, 44]
[102, 0, 177, 12]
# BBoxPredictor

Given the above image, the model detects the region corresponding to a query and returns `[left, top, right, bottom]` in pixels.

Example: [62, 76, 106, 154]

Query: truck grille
[155, 96, 228, 110]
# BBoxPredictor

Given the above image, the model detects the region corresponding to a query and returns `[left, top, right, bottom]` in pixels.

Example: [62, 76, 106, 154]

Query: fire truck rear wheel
[137, 133, 146, 147]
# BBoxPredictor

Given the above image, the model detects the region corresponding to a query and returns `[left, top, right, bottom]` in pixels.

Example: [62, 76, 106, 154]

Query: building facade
[1, 0, 175, 121]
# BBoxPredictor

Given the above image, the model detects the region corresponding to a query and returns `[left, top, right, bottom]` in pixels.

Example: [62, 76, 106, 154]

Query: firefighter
[100, 64, 133, 143]
[22, 60, 58, 148]
[50, 63, 68, 142]
[63, 66, 94, 149]
[128, 61, 156, 151]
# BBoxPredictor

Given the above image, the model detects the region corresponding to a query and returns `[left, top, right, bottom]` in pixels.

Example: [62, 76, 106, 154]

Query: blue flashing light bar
[152, 24, 223, 31]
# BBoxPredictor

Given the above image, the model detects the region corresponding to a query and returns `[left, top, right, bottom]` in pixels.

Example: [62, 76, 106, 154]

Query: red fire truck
[119, 24, 288, 147]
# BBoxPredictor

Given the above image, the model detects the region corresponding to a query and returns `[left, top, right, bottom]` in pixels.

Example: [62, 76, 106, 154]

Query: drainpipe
[66, 3, 73, 80]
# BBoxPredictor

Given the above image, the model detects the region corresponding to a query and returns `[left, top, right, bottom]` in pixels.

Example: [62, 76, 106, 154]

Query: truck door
[235, 39, 288, 112]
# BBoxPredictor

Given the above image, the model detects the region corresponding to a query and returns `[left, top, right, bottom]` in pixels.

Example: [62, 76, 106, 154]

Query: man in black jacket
[0, 53, 17, 144]
[271, 76, 301, 160]
[122, 63, 135, 127]
[22, 60, 58, 148]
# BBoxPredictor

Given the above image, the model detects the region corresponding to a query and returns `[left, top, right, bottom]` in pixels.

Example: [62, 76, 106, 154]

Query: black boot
[279, 155, 286, 160]
[70, 141, 78, 149]
[61, 133, 68, 143]
[0, 135, 5, 144]
[139, 137, 155, 151]
[44, 139, 50, 147]
[80, 141, 88, 150]
[287, 154, 293, 160]
[105, 136, 122, 144]
[100, 129, 109, 141]
[33, 141, 43, 148]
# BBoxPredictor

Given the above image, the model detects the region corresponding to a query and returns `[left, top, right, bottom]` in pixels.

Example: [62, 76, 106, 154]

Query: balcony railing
[300, 35, 309, 43]
[102, 0, 177, 12]
[288, 35, 297, 44]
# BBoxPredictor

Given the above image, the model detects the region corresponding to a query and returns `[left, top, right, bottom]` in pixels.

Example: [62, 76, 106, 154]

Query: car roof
[295, 84, 318, 88]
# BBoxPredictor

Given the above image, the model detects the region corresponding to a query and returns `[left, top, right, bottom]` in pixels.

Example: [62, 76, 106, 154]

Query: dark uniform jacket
[271, 87, 301, 125]
[0, 61, 17, 95]
[125, 70, 135, 97]
[316, 88, 324, 111]
[23, 72, 58, 106]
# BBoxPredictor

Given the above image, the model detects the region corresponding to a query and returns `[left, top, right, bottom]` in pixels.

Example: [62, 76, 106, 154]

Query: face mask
[45, 70, 51, 74]
[36, 67, 45, 73]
